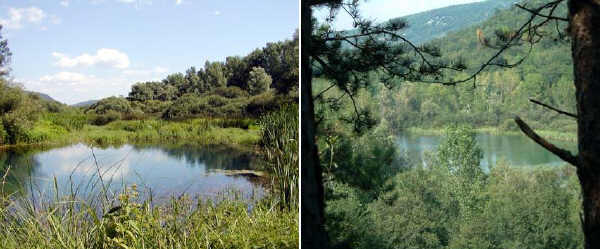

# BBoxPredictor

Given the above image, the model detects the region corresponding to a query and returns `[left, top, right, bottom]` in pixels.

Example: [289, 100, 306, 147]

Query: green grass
[1, 116, 261, 149]
[0, 184, 298, 249]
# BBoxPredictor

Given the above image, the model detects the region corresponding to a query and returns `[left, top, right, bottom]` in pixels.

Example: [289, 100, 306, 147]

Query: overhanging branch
[514, 116, 579, 167]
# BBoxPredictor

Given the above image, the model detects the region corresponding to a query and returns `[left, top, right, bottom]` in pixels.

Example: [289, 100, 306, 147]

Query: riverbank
[0, 117, 261, 150]
[406, 126, 577, 142]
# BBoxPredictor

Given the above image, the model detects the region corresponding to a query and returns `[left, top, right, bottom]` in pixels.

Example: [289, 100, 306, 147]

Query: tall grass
[259, 104, 299, 210]
[1, 116, 261, 148]
[0, 172, 297, 249]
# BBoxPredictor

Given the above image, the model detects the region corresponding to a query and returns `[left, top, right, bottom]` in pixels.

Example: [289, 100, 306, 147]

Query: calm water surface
[396, 132, 578, 168]
[0, 143, 265, 201]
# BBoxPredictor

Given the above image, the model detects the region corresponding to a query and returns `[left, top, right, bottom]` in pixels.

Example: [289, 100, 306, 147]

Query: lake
[0, 143, 266, 202]
[396, 132, 578, 169]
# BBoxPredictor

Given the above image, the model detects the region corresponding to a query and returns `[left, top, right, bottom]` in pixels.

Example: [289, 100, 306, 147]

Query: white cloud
[175, 0, 183, 5]
[60, 1, 70, 7]
[0, 7, 47, 29]
[117, 0, 136, 3]
[52, 48, 131, 69]
[214, 10, 221, 16]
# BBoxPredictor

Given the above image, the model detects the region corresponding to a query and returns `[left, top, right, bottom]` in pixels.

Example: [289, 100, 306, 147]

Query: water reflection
[396, 132, 578, 169]
[0, 143, 265, 202]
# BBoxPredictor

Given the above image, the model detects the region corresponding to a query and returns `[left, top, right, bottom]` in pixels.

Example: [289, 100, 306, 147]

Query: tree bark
[301, 1, 329, 248]
[568, 0, 600, 248]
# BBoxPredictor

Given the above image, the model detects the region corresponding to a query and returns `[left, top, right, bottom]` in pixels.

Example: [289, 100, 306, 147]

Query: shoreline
[405, 126, 577, 142]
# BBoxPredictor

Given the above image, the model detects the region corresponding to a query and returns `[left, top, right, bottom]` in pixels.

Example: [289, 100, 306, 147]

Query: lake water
[0, 143, 265, 201]
[396, 132, 578, 168]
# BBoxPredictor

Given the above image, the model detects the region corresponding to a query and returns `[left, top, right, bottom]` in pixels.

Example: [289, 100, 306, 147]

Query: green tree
[0, 25, 10, 77]
[224, 56, 249, 89]
[248, 66, 272, 95]
[184, 66, 201, 94]
[129, 82, 155, 101]
[204, 61, 227, 89]
[162, 73, 187, 95]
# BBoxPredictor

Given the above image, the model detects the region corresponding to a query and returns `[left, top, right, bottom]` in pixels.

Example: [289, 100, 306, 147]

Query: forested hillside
[376, 0, 575, 133]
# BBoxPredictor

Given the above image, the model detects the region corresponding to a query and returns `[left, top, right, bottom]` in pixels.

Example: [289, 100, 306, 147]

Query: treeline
[85, 31, 299, 121]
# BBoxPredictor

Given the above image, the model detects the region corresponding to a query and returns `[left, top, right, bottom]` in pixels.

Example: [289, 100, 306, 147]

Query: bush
[205, 95, 229, 107]
[162, 94, 202, 120]
[246, 91, 290, 116]
[86, 97, 133, 115]
[210, 86, 250, 99]
[91, 111, 121, 126]
[133, 100, 171, 114]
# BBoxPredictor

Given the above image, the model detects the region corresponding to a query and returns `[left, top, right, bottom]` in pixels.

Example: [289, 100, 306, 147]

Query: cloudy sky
[1, 0, 298, 104]
[314, 0, 484, 30]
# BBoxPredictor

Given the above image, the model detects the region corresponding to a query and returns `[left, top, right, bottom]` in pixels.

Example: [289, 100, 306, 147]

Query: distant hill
[393, 0, 515, 44]
[26, 91, 62, 104]
[338, 0, 515, 45]
[72, 99, 99, 107]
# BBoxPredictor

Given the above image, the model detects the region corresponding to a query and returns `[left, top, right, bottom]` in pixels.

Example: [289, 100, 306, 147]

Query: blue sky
[1, 0, 298, 104]
[314, 0, 484, 30]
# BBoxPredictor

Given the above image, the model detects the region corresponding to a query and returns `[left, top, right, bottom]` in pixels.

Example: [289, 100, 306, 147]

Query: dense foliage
[322, 124, 583, 249]
[376, 0, 575, 133]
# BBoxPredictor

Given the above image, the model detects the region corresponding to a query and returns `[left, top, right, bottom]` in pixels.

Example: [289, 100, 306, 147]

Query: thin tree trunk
[301, 1, 328, 248]
[569, 0, 600, 248]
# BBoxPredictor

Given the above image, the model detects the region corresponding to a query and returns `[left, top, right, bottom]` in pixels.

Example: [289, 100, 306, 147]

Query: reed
[0, 167, 297, 249]
[259, 104, 299, 210]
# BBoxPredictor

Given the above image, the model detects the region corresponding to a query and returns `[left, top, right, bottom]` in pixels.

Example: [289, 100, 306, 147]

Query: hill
[394, 0, 515, 44]
[26, 91, 61, 104]
[71, 99, 99, 107]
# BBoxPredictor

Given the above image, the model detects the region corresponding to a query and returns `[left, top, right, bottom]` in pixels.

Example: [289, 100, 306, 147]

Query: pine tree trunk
[301, 1, 328, 248]
[569, 1, 600, 248]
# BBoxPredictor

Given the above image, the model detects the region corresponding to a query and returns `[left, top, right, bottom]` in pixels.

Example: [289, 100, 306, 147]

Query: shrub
[210, 86, 250, 99]
[162, 94, 201, 120]
[86, 97, 133, 115]
[205, 95, 229, 107]
[91, 111, 121, 126]
[246, 91, 283, 116]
